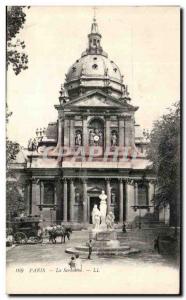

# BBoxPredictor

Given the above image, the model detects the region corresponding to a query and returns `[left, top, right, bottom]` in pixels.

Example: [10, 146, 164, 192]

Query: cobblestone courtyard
[6, 230, 180, 294]
[7, 230, 179, 266]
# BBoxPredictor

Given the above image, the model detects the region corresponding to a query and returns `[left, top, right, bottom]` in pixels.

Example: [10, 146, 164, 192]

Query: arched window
[138, 184, 148, 206]
[88, 118, 104, 147]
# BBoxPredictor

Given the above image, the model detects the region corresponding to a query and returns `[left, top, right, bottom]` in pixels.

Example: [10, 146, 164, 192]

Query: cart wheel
[14, 232, 28, 244]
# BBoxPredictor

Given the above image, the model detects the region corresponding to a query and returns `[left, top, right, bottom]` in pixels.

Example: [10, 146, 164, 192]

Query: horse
[47, 225, 72, 244]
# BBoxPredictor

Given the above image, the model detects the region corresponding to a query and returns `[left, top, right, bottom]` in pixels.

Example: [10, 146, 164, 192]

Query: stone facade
[11, 17, 156, 228]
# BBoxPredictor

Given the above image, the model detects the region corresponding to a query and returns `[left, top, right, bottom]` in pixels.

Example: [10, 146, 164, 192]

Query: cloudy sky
[7, 6, 180, 146]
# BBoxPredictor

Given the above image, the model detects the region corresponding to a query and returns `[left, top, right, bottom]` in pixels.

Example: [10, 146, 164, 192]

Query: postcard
[6, 6, 181, 295]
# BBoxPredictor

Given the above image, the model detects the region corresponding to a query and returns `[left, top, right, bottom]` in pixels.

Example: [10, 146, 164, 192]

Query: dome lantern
[87, 17, 103, 56]
[64, 16, 127, 100]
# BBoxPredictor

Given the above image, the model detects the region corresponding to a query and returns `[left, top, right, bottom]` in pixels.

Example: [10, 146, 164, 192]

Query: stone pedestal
[95, 230, 117, 241]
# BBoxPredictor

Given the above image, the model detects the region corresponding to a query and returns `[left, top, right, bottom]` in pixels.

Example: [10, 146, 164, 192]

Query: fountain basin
[65, 246, 140, 256]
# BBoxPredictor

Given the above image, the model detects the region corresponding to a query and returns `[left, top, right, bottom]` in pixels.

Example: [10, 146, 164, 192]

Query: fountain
[66, 190, 140, 257]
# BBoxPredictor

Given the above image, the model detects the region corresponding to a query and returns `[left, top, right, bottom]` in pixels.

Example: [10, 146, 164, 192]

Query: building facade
[13, 17, 156, 228]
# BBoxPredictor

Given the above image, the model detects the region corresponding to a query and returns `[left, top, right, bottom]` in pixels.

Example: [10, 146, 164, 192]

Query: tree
[6, 113, 26, 222]
[146, 102, 180, 227]
[6, 6, 29, 75]
[6, 6, 29, 221]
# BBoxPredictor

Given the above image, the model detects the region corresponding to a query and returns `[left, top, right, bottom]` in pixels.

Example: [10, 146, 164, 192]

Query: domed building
[12, 17, 157, 228]
[65, 18, 123, 100]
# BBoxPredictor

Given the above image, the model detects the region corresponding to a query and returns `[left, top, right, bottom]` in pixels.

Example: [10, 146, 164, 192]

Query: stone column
[125, 116, 135, 147]
[69, 118, 74, 148]
[83, 116, 88, 146]
[40, 181, 44, 205]
[119, 117, 124, 147]
[105, 117, 110, 149]
[134, 182, 138, 206]
[148, 181, 155, 213]
[64, 119, 69, 147]
[31, 179, 40, 215]
[70, 179, 75, 222]
[57, 115, 63, 147]
[106, 178, 111, 212]
[125, 180, 135, 223]
[82, 179, 88, 223]
[54, 182, 57, 205]
[25, 181, 31, 215]
[29, 181, 32, 215]
[119, 179, 124, 223]
[63, 178, 68, 222]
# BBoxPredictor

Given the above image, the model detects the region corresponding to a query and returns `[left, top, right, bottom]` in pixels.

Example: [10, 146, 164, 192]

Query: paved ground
[6, 230, 179, 267]
[6, 230, 180, 294]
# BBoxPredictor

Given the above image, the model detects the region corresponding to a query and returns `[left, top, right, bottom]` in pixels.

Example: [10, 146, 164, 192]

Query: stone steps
[74, 245, 131, 252]
[65, 247, 140, 256]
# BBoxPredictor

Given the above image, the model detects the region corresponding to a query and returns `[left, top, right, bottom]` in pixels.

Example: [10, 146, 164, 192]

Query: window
[113, 68, 117, 72]
[138, 184, 148, 206]
[43, 182, 54, 205]
[93, 57, 97, 60]
[72, 66, 76, 72]
[93, 39, 96, 45]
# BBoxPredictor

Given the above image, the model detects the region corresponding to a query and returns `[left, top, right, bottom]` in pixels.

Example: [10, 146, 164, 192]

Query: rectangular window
[43, 182, 54, 205]
[138, 185, 148, 206]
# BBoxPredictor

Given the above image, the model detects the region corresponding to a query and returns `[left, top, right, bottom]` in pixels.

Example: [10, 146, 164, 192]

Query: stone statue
[28, 138, 38, 151]
[99, 190, 107, 226]
[111, 132, 117, 146]
[89, 130, 95, 146]
[106, 211, 115, 230]
[92, 204, 101, 230]
[75, 131, 82, 146]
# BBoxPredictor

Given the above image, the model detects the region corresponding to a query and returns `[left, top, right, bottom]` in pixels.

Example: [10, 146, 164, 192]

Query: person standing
[75, 254, 82, 271]
[68, 256, 76, 270]
[87, 239, 93, 259]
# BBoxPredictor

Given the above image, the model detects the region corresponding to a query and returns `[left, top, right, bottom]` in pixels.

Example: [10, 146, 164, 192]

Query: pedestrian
[75, 253, 82, 270]
[87, 239, 93, 259]
[154, 235, 160, 254]
[122, 222, 127, 233]
[68, 256, 76, 270]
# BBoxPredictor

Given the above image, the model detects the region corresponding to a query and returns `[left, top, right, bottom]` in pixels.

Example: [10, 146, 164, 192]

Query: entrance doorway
[89, 196, 100, 224]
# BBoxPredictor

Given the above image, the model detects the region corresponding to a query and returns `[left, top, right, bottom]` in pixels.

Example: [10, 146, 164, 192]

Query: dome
[66, 55, 122, 83]
[64, 18, 125, 99]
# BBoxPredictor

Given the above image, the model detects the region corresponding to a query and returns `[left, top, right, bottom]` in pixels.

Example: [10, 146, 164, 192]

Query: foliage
[6, 6, 29, 75]
[146, 102, 180, 226]
[6, 6, 30, 220]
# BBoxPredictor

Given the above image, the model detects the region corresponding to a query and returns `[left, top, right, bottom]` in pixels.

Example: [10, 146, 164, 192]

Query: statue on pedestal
[75, 131, 82, 146]
[106, 211, 115, 230]
[99, 190, 107, 226]
[92, 204, 101, 230]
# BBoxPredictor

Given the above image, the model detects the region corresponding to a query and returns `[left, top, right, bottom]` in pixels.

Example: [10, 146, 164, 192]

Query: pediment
[64, 90, 125, 108]
[88, 186, 102, 193]
[73, 94, 121, 107]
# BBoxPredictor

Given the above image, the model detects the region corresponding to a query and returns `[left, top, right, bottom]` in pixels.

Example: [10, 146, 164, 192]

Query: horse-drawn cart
[11, 215, 43, 244]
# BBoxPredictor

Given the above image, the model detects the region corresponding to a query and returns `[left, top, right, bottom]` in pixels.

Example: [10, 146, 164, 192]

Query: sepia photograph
[6, 5, 181, 294]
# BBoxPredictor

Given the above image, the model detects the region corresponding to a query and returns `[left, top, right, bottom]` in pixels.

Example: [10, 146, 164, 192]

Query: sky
[7, 6, 180, 146]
